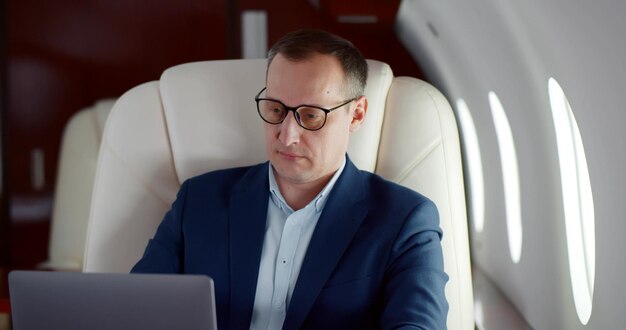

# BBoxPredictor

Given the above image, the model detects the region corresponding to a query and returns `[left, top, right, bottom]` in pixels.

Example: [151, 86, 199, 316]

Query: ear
[349, 96, 368, 132]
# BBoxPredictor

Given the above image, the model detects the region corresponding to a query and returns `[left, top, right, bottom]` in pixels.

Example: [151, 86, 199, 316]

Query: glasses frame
[255, 87, 357, 131]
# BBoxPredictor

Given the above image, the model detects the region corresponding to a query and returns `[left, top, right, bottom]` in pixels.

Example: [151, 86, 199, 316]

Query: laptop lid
[9, 271, 217, 330]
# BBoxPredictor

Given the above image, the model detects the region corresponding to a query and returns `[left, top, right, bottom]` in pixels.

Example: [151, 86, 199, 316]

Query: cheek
[315, 128, 349, 160]
[264, 125, 277, 150]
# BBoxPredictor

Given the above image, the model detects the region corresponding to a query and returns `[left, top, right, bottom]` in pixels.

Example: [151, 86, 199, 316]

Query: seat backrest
[39, 99, 114, 271]
[83, 59, 473, 329]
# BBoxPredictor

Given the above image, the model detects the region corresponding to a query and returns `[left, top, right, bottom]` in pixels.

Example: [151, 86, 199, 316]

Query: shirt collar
[268, 155, 347, 214]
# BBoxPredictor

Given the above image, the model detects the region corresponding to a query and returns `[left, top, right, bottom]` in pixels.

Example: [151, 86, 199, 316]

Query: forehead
[266, 53, 346, 104]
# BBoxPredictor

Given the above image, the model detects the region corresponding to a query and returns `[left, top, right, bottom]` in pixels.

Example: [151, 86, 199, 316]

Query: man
[132, 29, 448, 329]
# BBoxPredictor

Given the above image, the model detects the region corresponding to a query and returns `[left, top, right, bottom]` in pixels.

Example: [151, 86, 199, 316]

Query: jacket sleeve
[380, 199, 449, 330]
[130, 180, 189, 274]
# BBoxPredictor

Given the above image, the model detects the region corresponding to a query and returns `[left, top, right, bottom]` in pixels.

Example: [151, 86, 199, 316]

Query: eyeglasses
[255, 87, 356, 131]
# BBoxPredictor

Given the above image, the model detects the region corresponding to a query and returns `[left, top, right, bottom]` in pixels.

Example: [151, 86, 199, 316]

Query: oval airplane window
[488, 91, 522, 264]
[456, 99, 485, 233]
[548, 78, 595, 325]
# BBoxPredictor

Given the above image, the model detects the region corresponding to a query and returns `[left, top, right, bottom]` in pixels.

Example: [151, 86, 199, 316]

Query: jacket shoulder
[359, 170, 432, 207]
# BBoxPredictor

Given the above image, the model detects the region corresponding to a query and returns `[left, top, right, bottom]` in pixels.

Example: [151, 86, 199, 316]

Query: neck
[275, 172, 335, 211]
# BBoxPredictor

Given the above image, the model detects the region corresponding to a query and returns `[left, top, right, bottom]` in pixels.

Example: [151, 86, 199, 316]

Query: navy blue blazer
[132, 158, 448, 329]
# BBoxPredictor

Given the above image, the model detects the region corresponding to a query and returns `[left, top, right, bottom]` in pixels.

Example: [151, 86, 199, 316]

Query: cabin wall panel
[399, 0, 626, 329]
[508, 2, 626, 329]
[5, 0, 229, 270]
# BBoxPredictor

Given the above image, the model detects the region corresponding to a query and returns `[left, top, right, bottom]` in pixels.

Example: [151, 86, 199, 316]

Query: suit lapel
[283, 158, 369, 330]
[228, 163, 270, 329]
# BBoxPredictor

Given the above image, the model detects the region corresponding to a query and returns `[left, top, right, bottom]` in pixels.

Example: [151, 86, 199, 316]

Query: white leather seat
[39, 99, 115, 271]
[83, 59, 473, 329]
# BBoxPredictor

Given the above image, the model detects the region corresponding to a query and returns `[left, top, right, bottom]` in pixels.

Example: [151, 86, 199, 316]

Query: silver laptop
[9, 271, 217, 330]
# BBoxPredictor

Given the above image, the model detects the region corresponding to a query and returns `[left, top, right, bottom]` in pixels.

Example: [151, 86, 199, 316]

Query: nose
[277, 111, 302, 146]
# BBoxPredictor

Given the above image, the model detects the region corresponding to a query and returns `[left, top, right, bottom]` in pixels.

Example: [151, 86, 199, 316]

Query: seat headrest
[158, 59, 393, 182]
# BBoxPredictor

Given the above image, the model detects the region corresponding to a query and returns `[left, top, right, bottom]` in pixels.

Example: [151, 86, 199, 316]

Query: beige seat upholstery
[39, 99, 115, 271]
[83, 59, 473, 329]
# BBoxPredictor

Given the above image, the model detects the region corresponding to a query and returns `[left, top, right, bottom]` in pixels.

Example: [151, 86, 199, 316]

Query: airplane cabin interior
[1, 0, 625, 329]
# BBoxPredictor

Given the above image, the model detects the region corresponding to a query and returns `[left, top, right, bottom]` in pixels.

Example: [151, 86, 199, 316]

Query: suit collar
[228, 162, 270, 329]
[283, 157, 369, 330]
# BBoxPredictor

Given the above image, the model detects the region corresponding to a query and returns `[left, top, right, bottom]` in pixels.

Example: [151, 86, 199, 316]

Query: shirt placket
[266, 212, 302, 329]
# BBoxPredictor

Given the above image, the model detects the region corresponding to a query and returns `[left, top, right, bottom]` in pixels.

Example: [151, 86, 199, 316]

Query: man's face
[264, 53, 366, 187]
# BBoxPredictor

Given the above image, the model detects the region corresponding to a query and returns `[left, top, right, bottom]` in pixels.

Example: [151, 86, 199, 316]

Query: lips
[277, 150, 303, 160]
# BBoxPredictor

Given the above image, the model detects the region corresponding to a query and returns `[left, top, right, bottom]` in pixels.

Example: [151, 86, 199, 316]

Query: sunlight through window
[488, 91, 522, 264]
[548, 78, 595, 325]
[456, 99, 485, 233]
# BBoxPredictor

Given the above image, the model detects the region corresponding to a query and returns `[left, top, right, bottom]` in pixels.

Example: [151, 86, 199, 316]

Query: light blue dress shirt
[250, 157, 346, 330]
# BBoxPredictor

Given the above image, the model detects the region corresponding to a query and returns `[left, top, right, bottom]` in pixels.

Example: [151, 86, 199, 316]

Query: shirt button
[281, 258, 288, 264]
[275, 301, 283, 308]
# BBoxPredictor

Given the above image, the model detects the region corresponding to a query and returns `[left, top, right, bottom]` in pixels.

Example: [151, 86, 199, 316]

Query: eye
[298, 108, 323, 120]
[258, 100, 287, 123]
[264, 102, 285, 114]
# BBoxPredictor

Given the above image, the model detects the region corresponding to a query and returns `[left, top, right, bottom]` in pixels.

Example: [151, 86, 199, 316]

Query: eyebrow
[263, 93, 344, 109]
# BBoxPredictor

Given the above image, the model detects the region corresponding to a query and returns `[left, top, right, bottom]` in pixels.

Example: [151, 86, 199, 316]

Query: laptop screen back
[9, 271, 217, 330]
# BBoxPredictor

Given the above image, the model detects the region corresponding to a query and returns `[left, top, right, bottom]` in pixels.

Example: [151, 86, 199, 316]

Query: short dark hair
[267, 29, 368, 98]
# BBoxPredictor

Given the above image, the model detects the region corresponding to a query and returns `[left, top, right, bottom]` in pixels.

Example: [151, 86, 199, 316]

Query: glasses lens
[296, 107, 326, 130]
[258, 100, 286, 123]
